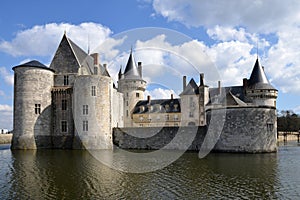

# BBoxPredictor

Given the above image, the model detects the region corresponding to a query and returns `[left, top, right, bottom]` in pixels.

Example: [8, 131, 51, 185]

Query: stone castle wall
[113, 106, 277, 153]
[211, 106, 277, 152]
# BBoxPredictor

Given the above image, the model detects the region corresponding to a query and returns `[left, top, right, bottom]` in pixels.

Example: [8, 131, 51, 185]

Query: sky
[1, 0, 300, 130]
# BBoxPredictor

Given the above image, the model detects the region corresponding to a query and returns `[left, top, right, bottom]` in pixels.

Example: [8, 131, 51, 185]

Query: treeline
[277, 110, 300, 132]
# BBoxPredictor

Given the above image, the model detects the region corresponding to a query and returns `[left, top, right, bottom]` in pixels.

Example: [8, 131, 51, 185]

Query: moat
[0, 143, 299, 199]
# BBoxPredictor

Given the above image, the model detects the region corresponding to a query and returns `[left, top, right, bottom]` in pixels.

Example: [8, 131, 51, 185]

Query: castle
[11, 34, 278, 152]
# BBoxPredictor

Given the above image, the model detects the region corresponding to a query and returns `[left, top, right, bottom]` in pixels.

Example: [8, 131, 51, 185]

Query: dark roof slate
[247, 58, 276, 90]
[123, 51, 142, 80]
[133, 98, 181, 114]
[180, 78, 199, 95]
[13, 60, 55, 72]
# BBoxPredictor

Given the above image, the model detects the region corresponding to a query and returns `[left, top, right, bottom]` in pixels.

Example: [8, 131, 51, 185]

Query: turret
[245, 58, 278, 107]
[118, 50, 147, 127]
[11, 61, 54, 149]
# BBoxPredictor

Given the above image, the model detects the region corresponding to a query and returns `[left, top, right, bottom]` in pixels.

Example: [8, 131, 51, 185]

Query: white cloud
[0, 67, 14, 85]
[145, 88, 178, 99]
[0, 22, 112, 57]
[151, 0, 300, 33]
[0, 104, 13, 130]
[0, 104, 13, 112]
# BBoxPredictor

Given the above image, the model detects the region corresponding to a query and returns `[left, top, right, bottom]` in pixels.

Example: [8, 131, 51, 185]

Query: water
[0, 143, 300, 199]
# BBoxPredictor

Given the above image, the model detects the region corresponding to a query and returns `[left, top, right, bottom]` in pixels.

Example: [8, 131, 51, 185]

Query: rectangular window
[174, 115, 178, 121]
[64, 75, 69, 85]
[61, 99, 67, 111]
[35, 104, 41, 114]
[61, 121, 67, 132]
[83, 105, 88, 115]
[165, 114, 170, 121]
[189, 112, 194, 118]
[126, 110, 129, 117]
[83, 121, 88, 132]
[136, 93, 140, 98]
[267, 123, 274, 132]
[91, 86, 96, 96]
[94, 67, 98, 75]
[126, 101, 128, 106]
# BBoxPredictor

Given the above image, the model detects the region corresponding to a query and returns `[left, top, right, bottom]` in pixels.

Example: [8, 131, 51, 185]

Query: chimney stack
[243, 78, 248, 88]
[103, 63, 107, 68]
[138, 62, 142, 77]
[147, 95, 151, 103]
[218, 81, 221, 95]
[171, 94, 173, 99]
[183, 76, 187, 91]
[200, 73, 204, 86]
[91, 53, 99, 65]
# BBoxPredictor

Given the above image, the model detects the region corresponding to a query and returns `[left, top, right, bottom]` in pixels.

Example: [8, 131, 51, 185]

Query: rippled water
[0, 143, 300, 199]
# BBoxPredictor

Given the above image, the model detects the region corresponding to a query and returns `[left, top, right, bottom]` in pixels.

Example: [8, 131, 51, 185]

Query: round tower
[245, 58, 278, 107]
[12, 61, 54, 149]
[118, 51, 146, 127]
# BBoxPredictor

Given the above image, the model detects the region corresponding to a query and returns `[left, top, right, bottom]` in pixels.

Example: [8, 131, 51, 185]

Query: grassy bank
[0, 134, 12, 144]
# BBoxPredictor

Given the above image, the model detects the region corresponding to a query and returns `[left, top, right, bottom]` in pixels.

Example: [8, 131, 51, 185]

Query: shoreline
[0, 134, 12, 144]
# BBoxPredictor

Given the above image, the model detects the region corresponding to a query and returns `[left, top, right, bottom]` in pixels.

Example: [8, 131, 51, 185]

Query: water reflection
[0, 145, 299, 199]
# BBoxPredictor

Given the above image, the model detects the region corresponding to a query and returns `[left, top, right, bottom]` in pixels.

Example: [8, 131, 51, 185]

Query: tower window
[136, 93, 140, 98]
[35, 104, 41, 114]
[94, 67, 98, 75]
[126, 110, 129, 117]
[91, 86, 96, 96]
[83, 121, 88, 132]
[267, 123, 274, 132]
[61, 121, 67, 132]
[64, 75, 69, 85]
[61, 100, 67, 110]
[83, 105, 88, 115]
[189, 112, 194, 118]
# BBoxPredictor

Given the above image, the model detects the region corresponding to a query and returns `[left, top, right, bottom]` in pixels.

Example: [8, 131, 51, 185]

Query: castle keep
[12, 34, 278, 152]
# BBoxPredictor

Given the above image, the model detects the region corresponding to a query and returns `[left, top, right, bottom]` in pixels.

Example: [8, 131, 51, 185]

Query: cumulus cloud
[0, 22, 112, 57]
[0, 104, 13, 130]
[150, 0, 300, 33]
[0, 67, 14, 85]
[145, 88, 178, 99]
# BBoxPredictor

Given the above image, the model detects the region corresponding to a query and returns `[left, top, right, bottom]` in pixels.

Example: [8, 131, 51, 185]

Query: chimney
[262, 66, 265, 71]
[183, 76, 187, 90]
[200, 73, 204, 86]
[218, 81, 221, 95]
[147, 95, 151, 103]
[91, 53, 99, 65]
[138, 62, 142, 77]
[171, 94, 173, 99]
[103, 63, 107, 68]
[243, 78, 248, 88]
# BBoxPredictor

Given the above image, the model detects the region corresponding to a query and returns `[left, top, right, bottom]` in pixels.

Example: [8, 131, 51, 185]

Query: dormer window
[174, 104, 178, 111]
[140, 106, 145, 112]
[165, 104, 170, 111]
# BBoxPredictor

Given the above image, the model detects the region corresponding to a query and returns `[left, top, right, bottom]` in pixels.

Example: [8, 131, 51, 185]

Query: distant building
[11, 34, 278, 151]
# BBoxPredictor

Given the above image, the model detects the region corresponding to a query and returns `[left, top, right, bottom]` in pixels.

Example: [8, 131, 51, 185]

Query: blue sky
[1, 0, 300, 130]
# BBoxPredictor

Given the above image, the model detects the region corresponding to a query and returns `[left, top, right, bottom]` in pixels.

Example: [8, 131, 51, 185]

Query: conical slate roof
[180, 78, 199, 95]
[123, 51, 141, 79]
[247, 58, 276, 90]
